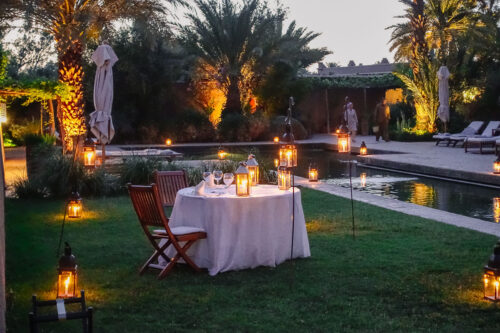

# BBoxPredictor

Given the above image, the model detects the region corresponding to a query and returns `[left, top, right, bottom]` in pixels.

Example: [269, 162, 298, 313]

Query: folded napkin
[195, 180, 206, 195]
[205, 174, 216, 187]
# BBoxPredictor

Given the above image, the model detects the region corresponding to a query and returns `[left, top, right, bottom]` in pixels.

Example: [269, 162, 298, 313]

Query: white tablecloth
[167, 184, 310, 275]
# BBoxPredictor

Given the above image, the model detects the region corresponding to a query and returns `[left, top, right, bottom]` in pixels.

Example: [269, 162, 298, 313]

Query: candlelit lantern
[67, 192, 82, 219]
[57, 242, 77, 299]
[360, 172, 367, 187]
[273, 136, 280, 143]
[279, 144, 297, 168]
[337, 129, 351, 153]
[246, 154, 259, 186]
[218, 146, 227, 160]
[165, 138, 172, 146]
[278, 166, 291, 190]
[494, 157, 500, 174]
[359, 141, 368, 155]
[335, 128, 340, 134]
[494, 198, 500, 223]
[82, 138, 96, 168]
[308, 163, 318, 182]
[235, 162, 250, 197]
[484, 240, 500, 302]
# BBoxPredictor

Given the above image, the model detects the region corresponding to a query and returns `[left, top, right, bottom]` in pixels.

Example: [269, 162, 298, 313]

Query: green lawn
[6, 188, 500, 332]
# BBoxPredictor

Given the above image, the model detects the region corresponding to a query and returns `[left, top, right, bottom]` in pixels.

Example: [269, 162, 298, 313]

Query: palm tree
[6, 0, 184, 151]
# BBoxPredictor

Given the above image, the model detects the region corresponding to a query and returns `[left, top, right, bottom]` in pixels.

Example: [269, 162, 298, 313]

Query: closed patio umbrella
[437, 65, 450, 132]
[89, 42, 118, 163]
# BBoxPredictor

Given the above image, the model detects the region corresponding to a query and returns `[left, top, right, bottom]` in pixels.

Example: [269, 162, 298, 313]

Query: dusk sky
[280, 0, 406, 66]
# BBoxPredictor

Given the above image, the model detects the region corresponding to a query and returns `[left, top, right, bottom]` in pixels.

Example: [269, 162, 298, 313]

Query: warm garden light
[274, 158, 279, 168]
[494, 198, 500, 223]
[278, 166, 291, 190]
[494, 158, 500, 174]
[273, 136, 279, 143]
[246, 154, 259, 186]
[279, 144, 297, 168]
[218, 146, 227, 160]
[67, 192, 83, 219]
[484, 240, 500, 302]
[359, 141, 368, 155]
[165, 138, 172, 146]
[235, 162, 250, 197]
[57, 242, 77, 299]
[0, 102, 7, 123]
[308, 163, 318, 182]
[337, 129, 351, 153]
[360, 173, 367, 187]
[83, 138, 96, 168]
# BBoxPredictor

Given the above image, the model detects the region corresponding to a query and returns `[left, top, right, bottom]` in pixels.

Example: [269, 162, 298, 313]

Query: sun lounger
[433, 121, 484, 146]
[450, 121, 500, 148]
[465, 135, 500, 153]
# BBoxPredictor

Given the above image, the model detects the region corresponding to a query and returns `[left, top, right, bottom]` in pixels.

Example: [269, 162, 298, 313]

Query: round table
[167, 184, 311, 275]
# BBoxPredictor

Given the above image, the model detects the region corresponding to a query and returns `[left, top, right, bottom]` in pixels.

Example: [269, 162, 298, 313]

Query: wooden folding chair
[153, 170, 189, 207]
[128, 184, 207, 279]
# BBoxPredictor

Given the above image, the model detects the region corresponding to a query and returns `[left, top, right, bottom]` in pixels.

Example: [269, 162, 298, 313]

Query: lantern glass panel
[83, 146, 96, 167]
[484, 270, 500, 302]
[494, 160, 500, 174]
[279, 145, 297, 167]
[218, 150, 227, 160]
[278, 167, 291, 190]
[248, 166, 259, 186]
[360, 147, 367, 155]
[308, 166, 318, 182]
[57, 270, 77, 298]
[236, 173, 250, 196]
[338, 133, 351, 153]
[67, 199, 82, 218]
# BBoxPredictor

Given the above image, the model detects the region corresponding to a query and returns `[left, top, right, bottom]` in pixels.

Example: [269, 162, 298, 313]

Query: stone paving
[295, 176, 500, 237]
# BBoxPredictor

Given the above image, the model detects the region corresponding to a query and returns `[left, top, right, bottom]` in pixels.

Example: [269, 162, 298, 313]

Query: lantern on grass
[246, 154, 259, 186]
[235, 162, 250, 197]
[484, 240, 500, 302]
[308, 163, 318, 182]
[218, 146, 227, 160]
[359, 141, 368, 155]
[82, 138, 96, 168]
[337, 128, 351, 153]
[67, 192, 82, 219]
[165, 138, 172, 146]
[494, 157, 500, 174]
[278, 166, 291, 190]
[57, 242, 77, 299]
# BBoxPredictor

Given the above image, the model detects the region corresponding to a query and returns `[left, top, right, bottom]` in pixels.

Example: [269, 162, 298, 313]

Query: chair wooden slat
[154, 170, 189, 207]
[128, 184, 206, 278]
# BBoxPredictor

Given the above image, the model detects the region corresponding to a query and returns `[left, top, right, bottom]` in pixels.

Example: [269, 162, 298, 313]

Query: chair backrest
[128, 184, 168, 228]
[154, 170, 189, 206]
[480, 121, 500, 137]
[461, 121, 485, 135]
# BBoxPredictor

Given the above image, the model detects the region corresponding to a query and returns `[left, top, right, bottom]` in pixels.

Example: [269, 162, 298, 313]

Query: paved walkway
[296, 176, 500, 237]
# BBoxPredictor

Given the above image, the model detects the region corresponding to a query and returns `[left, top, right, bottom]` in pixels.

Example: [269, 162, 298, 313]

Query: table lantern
[273, 136, 279, 143]
[218, 146, 227, 160]
[235, 162, 250, 197]
[246, 154, 259, 186]
[67, 192, 82, 219]
[82, 138, 96, 168]
[359, 141, 368, 155]
[165, 138, 172, 146]
[279, 144, 297, 168]
[484, 240, 500, 302]
[278, 166, 291, 190]
[308, 163, 318, 182]
[494, 157, 500, 174]
[337, 129, 351, 153]
[57, 242, 77, 299]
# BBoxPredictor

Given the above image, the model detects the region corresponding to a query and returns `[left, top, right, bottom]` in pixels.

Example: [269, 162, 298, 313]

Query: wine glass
[213, 170, 223, 186]
[223, 173, 234, 188]
[202, 171, 212, 184]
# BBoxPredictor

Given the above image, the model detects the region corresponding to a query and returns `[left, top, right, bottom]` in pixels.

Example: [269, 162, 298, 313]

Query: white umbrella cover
[437, 65, 450, 123]
[89, 43, 118, 144]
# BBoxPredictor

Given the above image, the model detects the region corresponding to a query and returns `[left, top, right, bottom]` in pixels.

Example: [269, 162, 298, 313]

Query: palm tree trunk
[222, 75, 242, 116]
[58, 40, 86, 152]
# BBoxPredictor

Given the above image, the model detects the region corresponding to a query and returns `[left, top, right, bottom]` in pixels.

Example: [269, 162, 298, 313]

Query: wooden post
[48, 100, 56, 136]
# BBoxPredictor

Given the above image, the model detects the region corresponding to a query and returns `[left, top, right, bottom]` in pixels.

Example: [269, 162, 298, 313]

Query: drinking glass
[213, 170, 223, 185]
[223, 173, 234, 188]
[202, 171, 212, 183]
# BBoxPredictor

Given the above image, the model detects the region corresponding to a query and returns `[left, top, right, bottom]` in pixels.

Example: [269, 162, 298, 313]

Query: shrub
[217, 113, 251, 142]
[247, 112, 271, 141]
[390, 129, 435, 142]
[170, 109, 216, 142]
[270, 116, 308, 140]
[120, 156, 163, 185]
[12, 178, 46, 199]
